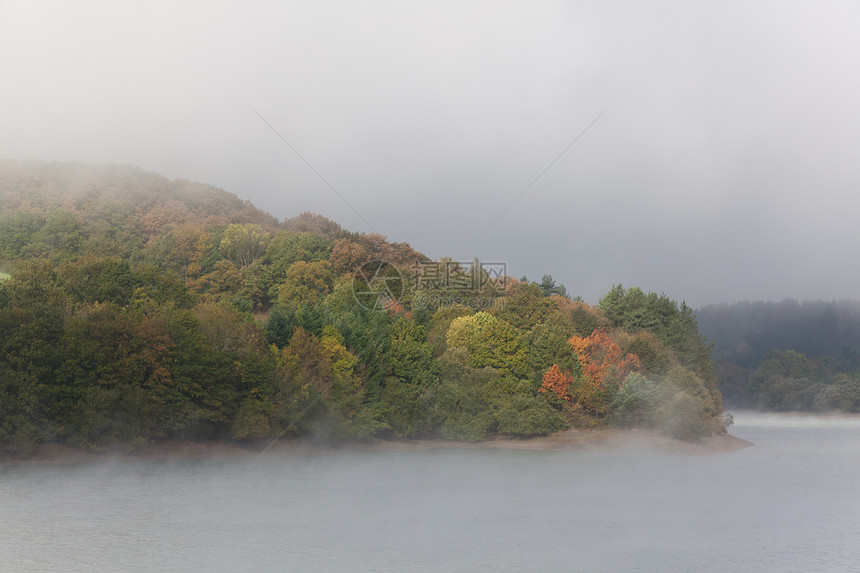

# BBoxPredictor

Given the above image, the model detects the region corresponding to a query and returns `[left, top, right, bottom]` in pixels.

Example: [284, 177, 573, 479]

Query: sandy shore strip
[0, 428, 752, 465]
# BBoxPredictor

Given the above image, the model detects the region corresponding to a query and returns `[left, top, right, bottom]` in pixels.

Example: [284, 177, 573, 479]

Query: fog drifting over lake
[3, 416, 860, 572]
[2, 0, 859, 306]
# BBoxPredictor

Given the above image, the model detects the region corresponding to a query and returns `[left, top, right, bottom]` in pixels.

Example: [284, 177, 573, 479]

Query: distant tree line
[696, 299, 860, 411]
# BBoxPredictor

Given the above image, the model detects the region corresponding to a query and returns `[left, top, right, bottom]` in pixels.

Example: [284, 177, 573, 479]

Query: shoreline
[0, 428, 752, 466]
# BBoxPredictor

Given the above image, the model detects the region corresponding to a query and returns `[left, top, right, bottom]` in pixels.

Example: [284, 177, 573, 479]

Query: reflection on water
[1, 415, 859, 572]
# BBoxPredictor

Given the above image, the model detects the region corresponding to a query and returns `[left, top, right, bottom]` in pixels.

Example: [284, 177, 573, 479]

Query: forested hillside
[696, 300, 860, 411]
[0, 160, 728, 451]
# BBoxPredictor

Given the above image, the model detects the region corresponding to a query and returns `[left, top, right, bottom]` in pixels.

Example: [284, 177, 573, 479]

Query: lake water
[2, 414, 859, 572]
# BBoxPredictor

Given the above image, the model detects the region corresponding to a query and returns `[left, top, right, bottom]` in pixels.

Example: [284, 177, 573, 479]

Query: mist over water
[732, 411, 860, 428]
[2, 416, 859, 572]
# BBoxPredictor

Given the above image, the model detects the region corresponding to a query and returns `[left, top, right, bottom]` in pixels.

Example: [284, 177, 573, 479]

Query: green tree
[528, 312, 578, 379]
[0, 211, 44, 259]
[430, 349, 496, 441]
[749, 350, 818, 409]
[493, 282, 557, 331]
[538, 274, 567, 297]
[380, 318, 438, 437]
[60, 257, 134, 306]
[655, 391, 710, 441]
[446, 312, 529, 378]
[219, 223, 269, 268]
[31, 210, 86, 256]
[493, 393, 566, 436]
[610, 372, 660, 427]
[281, 326, 384, 439]
[262, 232, 332, 300]
[265, 305, 296, 348]
[386, 318, 437, 386]
[599, 285, 715, 387]
[276, 261, 334, 309]
[0, 365, 41, 449]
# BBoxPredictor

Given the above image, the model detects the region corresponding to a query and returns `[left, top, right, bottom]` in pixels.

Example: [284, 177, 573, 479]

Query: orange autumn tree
[386, 299, 413, 320]
[540, 364, 574, 402]
[568, 328, 641, 388]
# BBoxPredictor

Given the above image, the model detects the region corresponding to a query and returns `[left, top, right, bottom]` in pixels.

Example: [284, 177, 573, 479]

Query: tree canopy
[0, 160, 730, 450]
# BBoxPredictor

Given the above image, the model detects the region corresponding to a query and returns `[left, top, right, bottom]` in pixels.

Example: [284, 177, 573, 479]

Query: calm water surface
[2, 414, 859, 572]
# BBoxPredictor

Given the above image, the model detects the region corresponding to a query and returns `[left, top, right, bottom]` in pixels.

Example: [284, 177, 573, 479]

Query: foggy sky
[2, 0, 859, 307]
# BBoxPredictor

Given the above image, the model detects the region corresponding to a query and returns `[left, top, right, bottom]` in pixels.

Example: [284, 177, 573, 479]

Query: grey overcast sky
[2, 1, 859, 306]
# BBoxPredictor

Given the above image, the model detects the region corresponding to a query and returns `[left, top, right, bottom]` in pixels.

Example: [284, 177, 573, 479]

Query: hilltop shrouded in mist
[3, 1, 860, 306]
